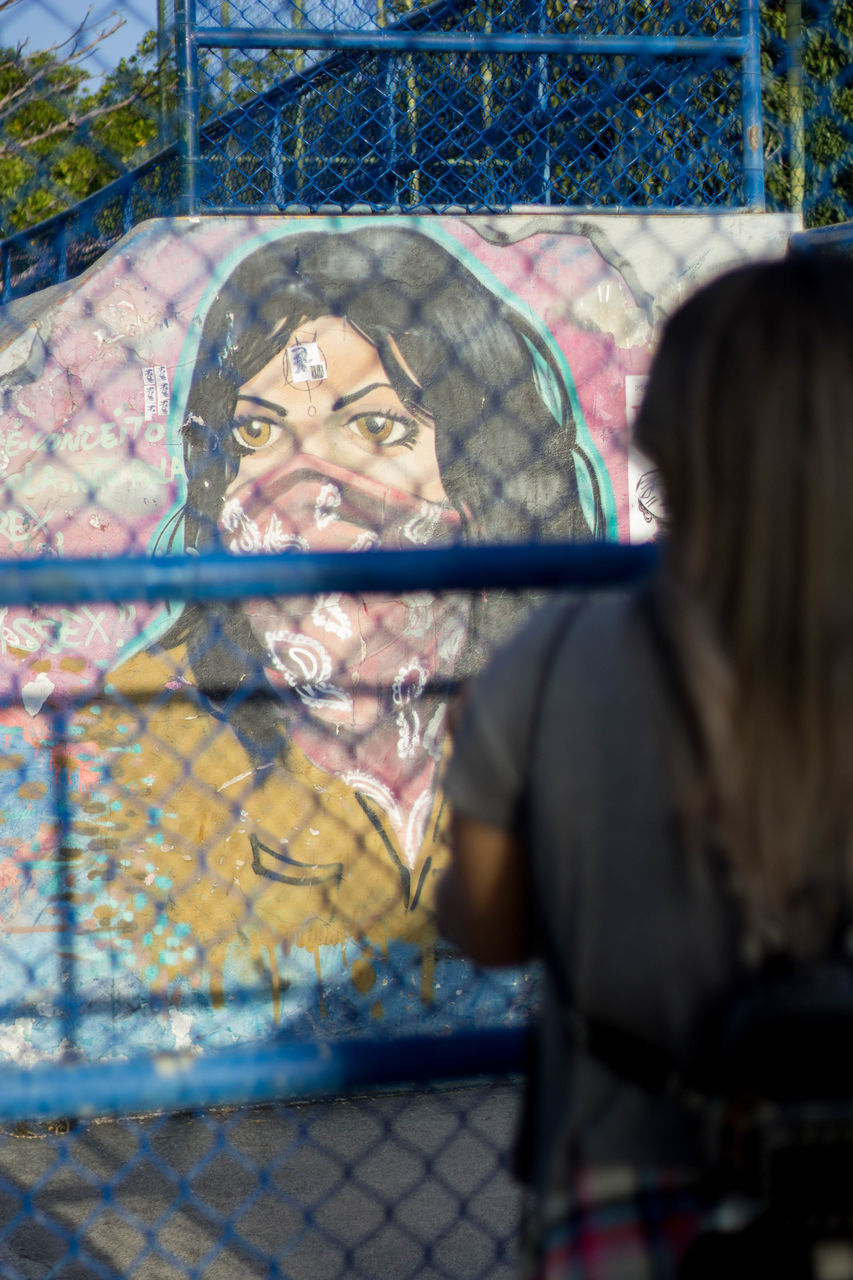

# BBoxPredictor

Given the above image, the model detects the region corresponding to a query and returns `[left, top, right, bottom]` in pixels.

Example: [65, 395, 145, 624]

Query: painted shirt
[68, 645, 450, 1009]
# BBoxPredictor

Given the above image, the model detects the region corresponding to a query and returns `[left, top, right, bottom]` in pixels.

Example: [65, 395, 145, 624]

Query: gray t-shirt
[445, 588, 740, 1196]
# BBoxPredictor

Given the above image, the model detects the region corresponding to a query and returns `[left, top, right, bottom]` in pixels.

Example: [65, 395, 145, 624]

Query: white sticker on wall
[142, 365, 170, 420]
[625, 375, 667, 543]
[285, 342, 327, 384]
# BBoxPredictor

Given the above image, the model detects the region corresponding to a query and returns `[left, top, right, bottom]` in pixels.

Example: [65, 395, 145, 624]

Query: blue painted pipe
[789, 222, 853, 254]
[175, 0, 202, 217]
[0, 542, 659, 609]
[739, 0, 765, 210]
[0, 1028, 530, 1123]
[193, 27, 749, 57]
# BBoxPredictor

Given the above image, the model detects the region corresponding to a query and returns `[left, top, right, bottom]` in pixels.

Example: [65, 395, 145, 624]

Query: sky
[0, 1, 158, 77]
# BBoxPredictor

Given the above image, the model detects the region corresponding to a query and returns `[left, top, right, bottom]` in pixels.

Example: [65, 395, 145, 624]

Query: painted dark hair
[160, 224, 606, 759]
[635, 253, 853, 956]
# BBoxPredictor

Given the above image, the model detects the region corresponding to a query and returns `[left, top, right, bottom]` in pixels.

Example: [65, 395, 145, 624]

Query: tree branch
[0, 83, 158, 160]
[0, 3, 125, 65]
[0, 3, 165, 162]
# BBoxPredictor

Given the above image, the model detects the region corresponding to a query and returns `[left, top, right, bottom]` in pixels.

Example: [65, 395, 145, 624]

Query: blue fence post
[56, 214, 68, 284]
[272, 110, 285, 207]
[175, 0, 202, 216]
[385, 53, 400, 204]
[536, 0, 552, 205]
[122, 180, 134, 235]
[51, 705, 79, 1058]
[740, 0, 765, 210]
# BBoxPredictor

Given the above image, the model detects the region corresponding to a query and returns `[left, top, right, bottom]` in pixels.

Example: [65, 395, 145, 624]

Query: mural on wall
[66, 222, 623, 1012]
[5, 209, 781, 1057]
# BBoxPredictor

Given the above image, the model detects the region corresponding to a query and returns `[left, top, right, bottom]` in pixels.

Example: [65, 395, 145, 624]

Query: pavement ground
[0, 1082, 522, 1280]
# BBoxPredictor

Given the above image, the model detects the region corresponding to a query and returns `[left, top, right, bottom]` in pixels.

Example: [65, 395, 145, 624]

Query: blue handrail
[0, 145, 180, 303]
[789, 220, 853, 254]
[0, 1027, 529, 1124]
[0, 542, 658, 609]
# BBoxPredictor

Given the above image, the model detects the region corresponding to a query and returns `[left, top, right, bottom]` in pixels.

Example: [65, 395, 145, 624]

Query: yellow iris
[351, 414, 407, 445]
[233, 419, 274, 449]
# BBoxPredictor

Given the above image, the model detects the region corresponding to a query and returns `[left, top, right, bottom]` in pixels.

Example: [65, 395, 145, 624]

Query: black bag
[676, 951, 853, 1279]
[573, 951, 853, 1278]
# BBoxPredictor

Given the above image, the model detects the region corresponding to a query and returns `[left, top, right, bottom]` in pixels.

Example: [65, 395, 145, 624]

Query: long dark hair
[635, 253, 853, 956]
[159, 223, 608, 760]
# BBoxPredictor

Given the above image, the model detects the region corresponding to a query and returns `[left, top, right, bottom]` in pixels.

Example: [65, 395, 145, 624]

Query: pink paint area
[0, 234, 196, 702]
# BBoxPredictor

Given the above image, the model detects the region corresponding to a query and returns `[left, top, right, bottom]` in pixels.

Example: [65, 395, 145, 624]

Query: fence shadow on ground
[0, 1083, 521, 1280]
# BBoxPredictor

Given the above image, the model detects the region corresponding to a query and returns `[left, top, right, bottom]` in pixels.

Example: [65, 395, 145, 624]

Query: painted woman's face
[219, 315, 468, 758]
[227, 314, 447, 503]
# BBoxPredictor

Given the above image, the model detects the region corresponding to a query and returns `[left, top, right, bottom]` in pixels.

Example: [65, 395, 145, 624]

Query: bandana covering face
[221, 454, 470, 867]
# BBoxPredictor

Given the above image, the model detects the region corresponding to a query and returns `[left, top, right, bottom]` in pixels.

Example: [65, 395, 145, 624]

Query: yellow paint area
[69, 645, 449, 1009]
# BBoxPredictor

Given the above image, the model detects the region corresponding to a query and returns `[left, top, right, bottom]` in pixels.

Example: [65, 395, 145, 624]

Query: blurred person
[437, 254, 853, 1277]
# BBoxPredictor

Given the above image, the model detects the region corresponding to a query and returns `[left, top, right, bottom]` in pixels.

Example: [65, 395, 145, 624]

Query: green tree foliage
[218, 48, 302, 106]
[0, 10, 171, 237]
[85, 30, 178, 170]
[762, 0, 853, 223]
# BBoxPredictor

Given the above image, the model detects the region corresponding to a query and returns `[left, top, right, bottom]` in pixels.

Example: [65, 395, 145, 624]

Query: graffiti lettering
[26, 417, 158, 455]
[3, 428, 27, 458]
[2, 457, 176, 506]
[82, 608, 109, 646]
[0, 605, 136, 656]
[0, 463, 82, 502]
[0, 614, 55, 652]
[0, 510, 39, 545]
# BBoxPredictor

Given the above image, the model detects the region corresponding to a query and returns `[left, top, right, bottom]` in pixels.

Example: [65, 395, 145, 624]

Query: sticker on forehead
[285, 342, 327, 384]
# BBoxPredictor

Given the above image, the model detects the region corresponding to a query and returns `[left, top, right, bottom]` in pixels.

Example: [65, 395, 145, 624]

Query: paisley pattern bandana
[221, 453, 470, 866]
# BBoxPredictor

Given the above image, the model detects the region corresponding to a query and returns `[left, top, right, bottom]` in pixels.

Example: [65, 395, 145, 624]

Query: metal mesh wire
[1, 0, 852, 306]
[0, 0, 803, 301]
[761, 0, 853, 225]
[0, 0, 841, 1271]
[0, 198, 807, 1273]
[0, 1084, 521, 1279]
[193, 0, 741, 37]
[0, 204, 675, 1275]
[196, 46, 746, 212]
[188, 0, 759, 214]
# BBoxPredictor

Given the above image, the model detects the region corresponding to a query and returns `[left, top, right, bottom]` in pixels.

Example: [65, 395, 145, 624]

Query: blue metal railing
[789, 221, 853, 255]
[0, 147, 181, 303]
[0, 1027, 528, 1124]
[0, 0, 767, 301]
[176, 0, 765, 216]
[0, 543, 658, 610]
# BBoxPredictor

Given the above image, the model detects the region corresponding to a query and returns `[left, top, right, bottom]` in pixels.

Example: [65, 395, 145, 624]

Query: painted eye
[232, 419, 276, 450]
[350, 414, 414, 446]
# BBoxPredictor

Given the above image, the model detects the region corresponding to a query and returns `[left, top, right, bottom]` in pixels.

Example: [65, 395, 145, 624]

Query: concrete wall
[0, 212, 797, 1061]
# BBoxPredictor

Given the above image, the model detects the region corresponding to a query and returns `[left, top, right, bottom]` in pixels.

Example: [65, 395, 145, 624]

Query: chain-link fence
[0, 0, 840, 1271]
[1, 0, 851, 301]
[0, 534, 636, 1280]
[182, 0, 764, 215]
[0, 1068, 524, 1279]
[0, 204, 803, 1276]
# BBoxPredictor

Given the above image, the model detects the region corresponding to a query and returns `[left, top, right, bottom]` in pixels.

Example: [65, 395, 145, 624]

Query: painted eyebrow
[234, 394, 288, 418]
[331, 383, 398, 412]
